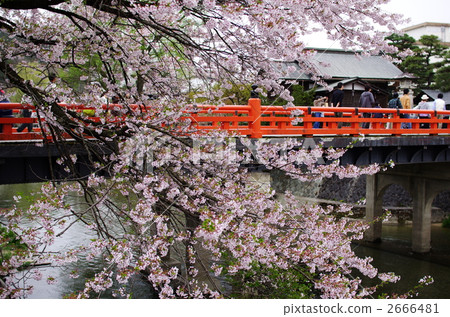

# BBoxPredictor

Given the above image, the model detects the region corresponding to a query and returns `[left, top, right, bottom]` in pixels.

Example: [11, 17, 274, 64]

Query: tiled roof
[277, 49, 404, 81]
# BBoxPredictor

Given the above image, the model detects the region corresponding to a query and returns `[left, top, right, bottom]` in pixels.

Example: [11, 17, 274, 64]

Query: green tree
[435, 65, 450, 92]
[263, 85, 315, 106]
[387, 34, 448, 89]
[433, 50, 450, 92]
[418, 35, 448, 88]
[385, 33, 418, 63]
[291, 85, 316, 107]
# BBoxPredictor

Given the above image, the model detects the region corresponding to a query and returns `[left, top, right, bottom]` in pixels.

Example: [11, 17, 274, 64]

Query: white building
[402, 22, 450, 46]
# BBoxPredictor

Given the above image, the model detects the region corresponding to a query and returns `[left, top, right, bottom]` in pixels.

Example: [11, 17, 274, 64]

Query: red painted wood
[2, 102, 450, 141]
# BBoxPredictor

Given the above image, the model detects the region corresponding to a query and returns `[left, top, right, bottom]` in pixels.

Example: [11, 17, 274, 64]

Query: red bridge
[1, 98, 450, 141]
[2, 98, 450, 184]
[3, 100, 450, 255]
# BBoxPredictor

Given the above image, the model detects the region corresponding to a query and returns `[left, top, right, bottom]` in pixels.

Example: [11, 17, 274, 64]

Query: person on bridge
[16, 108, 33, 132]
[414, 95, 433, 129]
[0, 90, 13, 133]
[331, 82, 344, 128]
[46, 74, 58, 92]
[433, 93, 446, 129]
[359, 85, 375, 129]
[387, 92, 402, 129]
[16, 94, 35, 132]
[400, 89, 412, 129]
[312, 95, 328, 129]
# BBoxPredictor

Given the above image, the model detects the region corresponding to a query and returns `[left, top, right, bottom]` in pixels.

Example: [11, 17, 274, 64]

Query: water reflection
[354, 223, 450, 299]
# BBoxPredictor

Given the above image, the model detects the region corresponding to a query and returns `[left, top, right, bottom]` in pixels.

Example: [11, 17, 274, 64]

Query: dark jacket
[331, 89, 344, 107]
[388, 98, 402, 109]
[0, 95, 12, 117]
[359, 91, 375, 108]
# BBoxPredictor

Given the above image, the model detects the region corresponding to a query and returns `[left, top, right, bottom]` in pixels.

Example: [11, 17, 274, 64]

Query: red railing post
[249, 98, 262, 138]
[2, 120, 13, 135]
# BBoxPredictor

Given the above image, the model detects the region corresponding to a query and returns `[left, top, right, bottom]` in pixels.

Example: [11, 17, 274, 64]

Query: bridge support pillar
[364, 174, 383, 242]
[411, 180, 432, 253]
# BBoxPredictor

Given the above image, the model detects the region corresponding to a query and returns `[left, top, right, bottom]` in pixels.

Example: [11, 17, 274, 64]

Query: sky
[383, 0, 449, 26]
[305, 0, 450, 48]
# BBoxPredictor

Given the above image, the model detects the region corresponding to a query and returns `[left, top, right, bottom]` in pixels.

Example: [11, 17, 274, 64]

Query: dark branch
[0, 0, 65, 9]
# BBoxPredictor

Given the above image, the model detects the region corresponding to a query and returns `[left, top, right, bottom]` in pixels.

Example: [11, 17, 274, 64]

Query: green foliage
[385, 33, 418, 63]
[420, 35, 447, 60]
[220, 250, 315, 298]
[442, 215, 450, 228]
[401, 55, 433, 88]
[0, 225, 27, 262]
[292, 85, 316, 106]
[387, 33, 449, 90]
[225, 261, 315, 299]
[5, 62, 51, 102]
[434, 65, 450, 92]
[188, 83, 315, 107]
[217, 83, 252, 105]
[262, 85, 315, 107]
[187, 83, 252, 105]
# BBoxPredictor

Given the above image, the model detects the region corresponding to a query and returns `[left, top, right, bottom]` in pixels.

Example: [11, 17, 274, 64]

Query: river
[354, 223, 450, 299]
[1, 183, 450, 299]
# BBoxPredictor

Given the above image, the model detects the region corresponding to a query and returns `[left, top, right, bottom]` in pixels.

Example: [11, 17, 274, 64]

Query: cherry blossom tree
[0, 0, 432, 299]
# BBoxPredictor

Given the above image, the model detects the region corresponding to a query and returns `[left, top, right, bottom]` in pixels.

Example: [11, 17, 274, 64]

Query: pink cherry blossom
[0, 0, 431, 300]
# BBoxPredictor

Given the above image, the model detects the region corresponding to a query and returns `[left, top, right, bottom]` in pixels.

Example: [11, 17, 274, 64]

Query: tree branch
[0, 0, 65, 9]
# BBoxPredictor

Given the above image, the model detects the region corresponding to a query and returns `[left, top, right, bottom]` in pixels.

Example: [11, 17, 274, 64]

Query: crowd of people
[312, 84, 449, 130]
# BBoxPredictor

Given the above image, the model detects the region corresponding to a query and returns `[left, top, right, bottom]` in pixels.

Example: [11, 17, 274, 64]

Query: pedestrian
[17, 94, 35, 132]
[312, 95, 328, 129]
[331, 82, 344, 128]
[387, 92, 402, 129]
[388, 92, 402, 109]
[109, 95, 123, 117]
[372, 103, 384, 118]
[0, 89, 13, 133]
[400, 89, 411, 109]
[83, 82, 107, 117]
[399, 88, 412, 129]
[434, 93, 446, 129]
[444, 103, 450, 129]
[359, 85, 375, 129]
[371, 102, 385, 129]
[17, 108, 33, 132]
[414, 95, 432, 129]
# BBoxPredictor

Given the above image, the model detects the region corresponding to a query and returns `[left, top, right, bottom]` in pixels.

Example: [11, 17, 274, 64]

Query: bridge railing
[2, 100, 450, 141]
[0, 103, 130, 141]
[184, 99, 450, 137]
